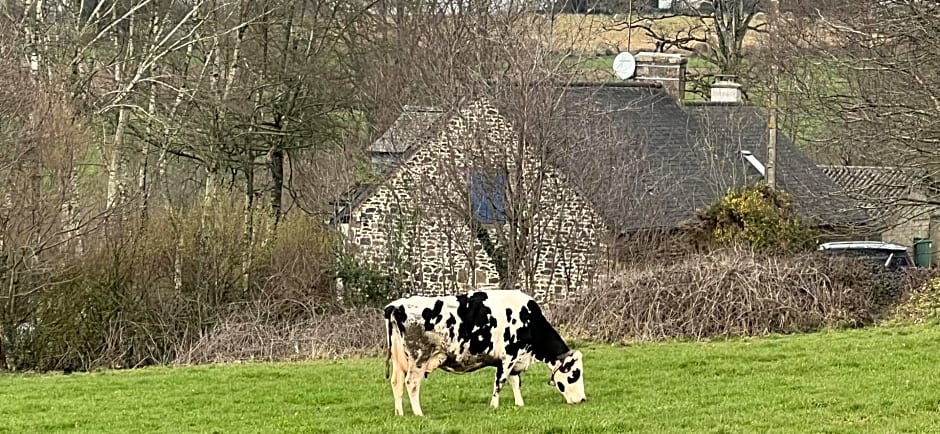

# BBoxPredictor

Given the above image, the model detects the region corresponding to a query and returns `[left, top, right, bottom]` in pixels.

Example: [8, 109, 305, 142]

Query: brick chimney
[633, 52, 688, 101]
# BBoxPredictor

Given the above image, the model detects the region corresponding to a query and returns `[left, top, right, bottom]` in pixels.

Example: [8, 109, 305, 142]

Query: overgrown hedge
[174, 248, 930, 365]
[3, 211, 930, 372]
[548, 248, 929, 342]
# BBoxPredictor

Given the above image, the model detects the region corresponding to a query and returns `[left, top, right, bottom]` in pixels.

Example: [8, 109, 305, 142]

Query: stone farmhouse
[821, 165, 940, 262]
[332, 56, 864, 301]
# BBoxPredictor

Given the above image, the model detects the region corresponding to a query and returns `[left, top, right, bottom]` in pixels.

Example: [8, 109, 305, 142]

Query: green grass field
[3, 325, 940, 433]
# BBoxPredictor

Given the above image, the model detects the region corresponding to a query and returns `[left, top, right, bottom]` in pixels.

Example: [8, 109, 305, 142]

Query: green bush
[683, 183, 818, 252]
[333, 253, 404, 308]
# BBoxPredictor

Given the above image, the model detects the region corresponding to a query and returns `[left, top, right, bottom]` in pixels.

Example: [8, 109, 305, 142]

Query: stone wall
[881, 190, 937, 260]
[344, 98, 608, 301]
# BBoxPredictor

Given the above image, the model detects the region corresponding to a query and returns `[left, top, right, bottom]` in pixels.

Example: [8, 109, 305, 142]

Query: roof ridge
[818, 164, 910, 171]
[402, 105, 444, 113]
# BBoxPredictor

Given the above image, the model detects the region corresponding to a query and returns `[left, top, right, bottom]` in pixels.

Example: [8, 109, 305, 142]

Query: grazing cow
[383, 289, 586, 416]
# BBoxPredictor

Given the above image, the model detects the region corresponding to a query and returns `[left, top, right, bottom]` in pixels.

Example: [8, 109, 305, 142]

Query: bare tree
[774, 1, 940, 174]
[607, 0, 768, 94]
[0, 27, 96, 368]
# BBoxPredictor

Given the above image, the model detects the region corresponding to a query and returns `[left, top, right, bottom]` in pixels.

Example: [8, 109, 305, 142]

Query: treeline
[2, 0, 940, 371]
[0, 0, 389, 371]
[0, 0, 575, 372]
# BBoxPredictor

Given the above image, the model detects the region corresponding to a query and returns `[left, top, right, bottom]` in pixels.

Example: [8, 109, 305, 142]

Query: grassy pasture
[549, 14, 767, 55]
[3, 325, 940, 433]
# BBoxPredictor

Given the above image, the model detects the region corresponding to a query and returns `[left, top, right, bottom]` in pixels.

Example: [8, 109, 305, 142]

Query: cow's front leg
[490, 360, 514, 409]
[509, 373, 524, 407]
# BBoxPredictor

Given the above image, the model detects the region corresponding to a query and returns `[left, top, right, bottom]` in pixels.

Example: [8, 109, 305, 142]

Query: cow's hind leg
[391, 362, 406, 416]
[405, 365, 425, 416]
[490, 360, 514, 409]
[509, 373, 524, 407]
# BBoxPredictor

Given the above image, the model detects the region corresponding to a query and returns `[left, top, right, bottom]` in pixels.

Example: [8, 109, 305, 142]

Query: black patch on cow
[568, 368, 581, 384]
[557, 381, 566, 392]
[455, 292, 495, 355]
[494, 365, 504, 392]
[422, 300, 445, 331]
[503, 307, 530, 359]
[440, 354, 499, 373]
[385, 305, 407, 336]
[522, 300, 570, 363]
[506, 308, 513, 323]
[445, 314, 457, 340]
[561, 358, 576, 373]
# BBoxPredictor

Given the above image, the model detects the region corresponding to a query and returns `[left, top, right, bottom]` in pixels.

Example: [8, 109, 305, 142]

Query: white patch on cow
[549, 350, 586, 404]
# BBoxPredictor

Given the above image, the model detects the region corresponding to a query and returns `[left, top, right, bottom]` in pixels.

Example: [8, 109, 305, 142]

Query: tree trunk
[107, 10, 133, 213]
[241, 163, 254, 294]
[268, 147, 283, 224]
[107, 106, 129, 211]
[61, 167, 82, 255]
[173, 226, 184, 291]
[138, 80, 156, 221]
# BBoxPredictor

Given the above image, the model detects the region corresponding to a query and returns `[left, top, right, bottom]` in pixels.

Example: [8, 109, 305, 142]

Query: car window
[823, 248, 911, 269]
[887, 253, 912, 269]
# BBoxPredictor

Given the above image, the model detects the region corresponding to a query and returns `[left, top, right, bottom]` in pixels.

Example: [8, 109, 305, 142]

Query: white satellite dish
[612, 51, 636, 80]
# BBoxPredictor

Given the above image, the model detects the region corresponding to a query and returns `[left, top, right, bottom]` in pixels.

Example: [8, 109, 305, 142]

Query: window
[470, 170, 507, 224]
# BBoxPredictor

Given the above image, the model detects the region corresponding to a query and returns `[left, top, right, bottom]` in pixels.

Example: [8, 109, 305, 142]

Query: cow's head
[547, 350, 585, 404]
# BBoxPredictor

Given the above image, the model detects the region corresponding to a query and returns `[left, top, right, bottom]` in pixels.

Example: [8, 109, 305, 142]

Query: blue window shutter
[493, 173, 507, 222]
[470, 171, 507, 224]
[470, 172, 490, 223]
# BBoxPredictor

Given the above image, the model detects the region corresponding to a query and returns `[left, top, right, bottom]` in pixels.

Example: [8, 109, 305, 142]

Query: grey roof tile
[369, 106, 444, 154]
[819, 165, 925, 221]
[686, 104, 867, 228]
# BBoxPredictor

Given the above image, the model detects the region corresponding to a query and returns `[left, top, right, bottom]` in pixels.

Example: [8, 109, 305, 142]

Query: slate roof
[685, 103, 866, 228]
[369, 106, 444, 154]
[819, 165, 919, 201]
[555, 84, 865, 232]
[819, 165, 925, 221]
[337, 83, 867, 233]
[556, 85, 708, 232]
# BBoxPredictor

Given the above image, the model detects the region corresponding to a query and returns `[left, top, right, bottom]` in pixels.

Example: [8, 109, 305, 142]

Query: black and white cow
[383, 289, 586, 416]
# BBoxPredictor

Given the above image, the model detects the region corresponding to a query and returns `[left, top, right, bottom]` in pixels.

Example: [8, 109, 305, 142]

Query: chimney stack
[633, 52, 688, 101]
[710, 79, 743, 103]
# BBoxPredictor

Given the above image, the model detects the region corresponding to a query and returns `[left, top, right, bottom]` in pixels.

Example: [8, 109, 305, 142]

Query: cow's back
[385, 290, 536, 359]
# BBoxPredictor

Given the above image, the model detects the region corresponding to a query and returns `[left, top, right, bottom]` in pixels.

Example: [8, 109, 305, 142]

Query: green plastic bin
[913, 238, 933, 267]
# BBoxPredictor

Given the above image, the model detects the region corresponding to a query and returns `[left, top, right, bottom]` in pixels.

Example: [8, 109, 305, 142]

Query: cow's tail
[383, 305, 395, 380]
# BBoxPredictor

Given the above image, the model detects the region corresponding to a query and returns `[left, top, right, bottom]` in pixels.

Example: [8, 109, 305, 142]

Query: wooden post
[766, 0, 780, 189]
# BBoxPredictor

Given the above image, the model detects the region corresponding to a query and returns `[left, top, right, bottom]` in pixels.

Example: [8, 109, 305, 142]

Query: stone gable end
[344, 98, 610, 301]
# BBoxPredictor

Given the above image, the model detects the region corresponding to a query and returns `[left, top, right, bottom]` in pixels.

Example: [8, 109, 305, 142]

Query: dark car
[817, 241, 914, 271]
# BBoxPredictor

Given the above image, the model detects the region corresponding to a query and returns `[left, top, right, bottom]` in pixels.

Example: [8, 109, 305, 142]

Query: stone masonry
[342, 98, 609, 302]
